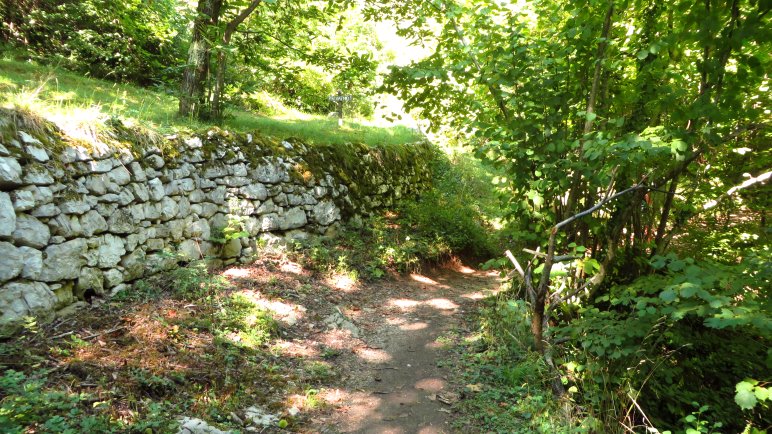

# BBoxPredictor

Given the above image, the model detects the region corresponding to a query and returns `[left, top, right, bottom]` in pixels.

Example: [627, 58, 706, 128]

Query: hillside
[0, 59, 421, 147]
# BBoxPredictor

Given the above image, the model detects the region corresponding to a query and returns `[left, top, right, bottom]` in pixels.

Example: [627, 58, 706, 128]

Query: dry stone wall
[0, 120, 434, 333]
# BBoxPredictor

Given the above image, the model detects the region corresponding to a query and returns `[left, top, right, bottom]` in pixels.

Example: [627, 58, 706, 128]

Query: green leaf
[735, 390, 757, 410]
[668, 260, 685, 272]
[679, 282, 699, 298]
[585, 112, 597, 122]
[637, 49, 649, 60]
[660, 289, 677, 302]
[754, 387, 769, 401]
[736, 381, 756, 392]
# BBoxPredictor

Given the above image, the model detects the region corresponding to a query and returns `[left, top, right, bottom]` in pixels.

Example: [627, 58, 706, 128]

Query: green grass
[0, 58, 421, 146]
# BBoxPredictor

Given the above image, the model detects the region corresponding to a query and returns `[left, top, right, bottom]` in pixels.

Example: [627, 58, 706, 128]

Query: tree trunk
[209, 0, 263, 121]
[179, 0, 222, 118]
[564, 2, 615, 220]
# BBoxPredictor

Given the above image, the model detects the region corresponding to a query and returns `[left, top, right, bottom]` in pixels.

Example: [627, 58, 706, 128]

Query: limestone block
[313, 200, 340, 226]
[12, 214, 50, 248]
[106, 165, 131, 186]
[177, 239, 202, 260]
[184, 219, 211, 240]
[87, 159, 113, 174]
[280, 207, 307, 230]
[145, 237, 164, 251]
[191, 203, 215, 218]
[59, 196, 90, 215]
[0, 156, 23, 188]
[197, 178, 217, 189]
[27, 186, 53, 205]
[48, 214, 83, 238]
[287, 193, 304, 206]
[107, 208, 136, 234]
[259, 213, 281, 232]
[24, 145, 49, 163]
[60, 146, 91, 164]
[0, 242, 23, 283]
[147, 178, 165, 201]
[168, 218, 187, 241]
[143, 202, 161, 220]
[39, 239, 86, 281]
[121, 248, 146, 281]
[83, 175, 107, 195]
[129, 161, 147, 181]
[0, 192, 15, 237]
[177, 197, 191, 218]
[77, 267, 105, 295]
[0, 281, 56, 329]
[221, 237, 241, 258]
[204, 163, 228, 179]
[159, 196, 179, 221]
[209, 186, 226, 204]
[97, 234, 126, 268]
[117, 189, 135, 206]
[11, 189, 35, 211]
[256, 199, 278, 215]
[19, 246, 43, 279]
[23, 164, 54, 185]
[103, 268, 124, 288]
[145, 154, 164, 169]
[188, 189, 206, 203]
[254, 163, 283, 184]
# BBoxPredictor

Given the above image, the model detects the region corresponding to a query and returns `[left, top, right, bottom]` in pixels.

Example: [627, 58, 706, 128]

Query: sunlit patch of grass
[214, 294, 277, 349]
[0, 58, 422, 146]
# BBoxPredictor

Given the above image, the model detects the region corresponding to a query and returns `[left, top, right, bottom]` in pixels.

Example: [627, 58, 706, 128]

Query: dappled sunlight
[386, 316, 407, 325]
[424, 341, 445, 350]
[279, 261, 304, 275]
[425, 298, 459, 310]
[410, 273, 447, 288]
[236, 289, 306, 325]
[390, 298, 420, 309]
[414, 377, 446, 393]
[355, 347, 393, 363]
[318, 329, 359, 350]
[222, 267, 251, 278]
[399, 321, 429, 331]
[326, 272, 359, 292]
[460, 290, 491, 300]
[271, 340, 319, 358]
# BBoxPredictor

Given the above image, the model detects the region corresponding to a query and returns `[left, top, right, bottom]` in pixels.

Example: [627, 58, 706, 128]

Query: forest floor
[0, 252, 502, 433]
[303, 262, 501, 434]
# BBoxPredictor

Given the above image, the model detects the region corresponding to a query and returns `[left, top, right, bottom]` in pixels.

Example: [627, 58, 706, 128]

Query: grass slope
[0, 58, 421, 146]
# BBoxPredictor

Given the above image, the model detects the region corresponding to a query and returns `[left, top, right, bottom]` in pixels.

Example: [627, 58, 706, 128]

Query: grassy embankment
[0, 58, 420, 146]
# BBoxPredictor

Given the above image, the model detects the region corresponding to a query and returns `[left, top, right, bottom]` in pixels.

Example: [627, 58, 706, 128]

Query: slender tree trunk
[564, 2, 615, 219]
[179, 0, 222, 118]
[210, 0, 263, 121]
[211, 43, 228, 121]
[653, 176, 679, 255]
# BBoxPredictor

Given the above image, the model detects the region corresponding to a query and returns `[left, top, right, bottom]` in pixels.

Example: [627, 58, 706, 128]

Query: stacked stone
[0, 127, 431, 333]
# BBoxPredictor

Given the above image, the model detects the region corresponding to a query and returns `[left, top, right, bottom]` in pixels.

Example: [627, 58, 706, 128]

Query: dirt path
[305, 263, 501, 434]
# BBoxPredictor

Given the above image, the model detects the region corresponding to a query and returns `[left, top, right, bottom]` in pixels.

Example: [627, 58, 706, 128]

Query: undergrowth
[291, 151, 501, 279]
[0, 259, 281, 433]
[452, 295, 579, 433]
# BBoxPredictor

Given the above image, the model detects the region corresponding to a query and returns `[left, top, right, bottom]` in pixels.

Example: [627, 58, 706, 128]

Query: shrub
[556, 255, 771, 431]
[2, 0, 187, 86]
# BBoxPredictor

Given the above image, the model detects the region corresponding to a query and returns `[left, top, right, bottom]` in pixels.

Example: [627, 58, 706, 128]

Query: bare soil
[301, 262, 501, 434]
[1, 255, 501, 433]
